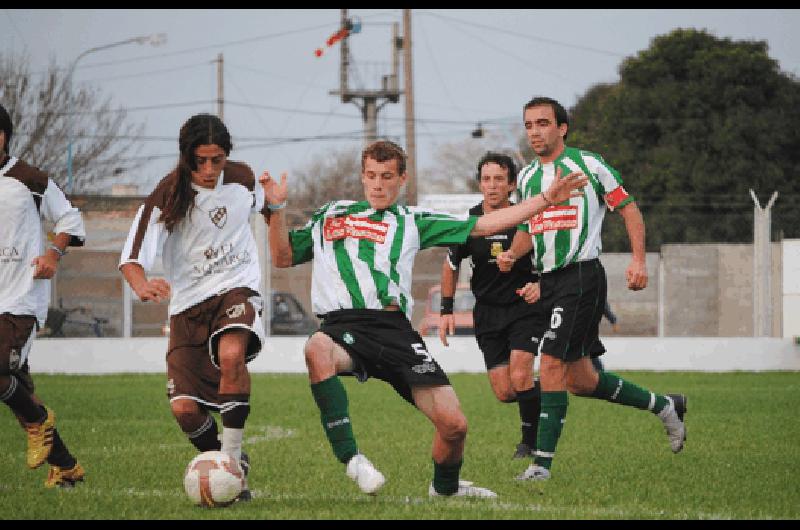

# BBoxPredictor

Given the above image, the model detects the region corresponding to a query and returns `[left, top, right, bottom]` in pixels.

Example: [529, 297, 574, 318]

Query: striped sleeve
[119, 202, 167, 273]
[412, 207, 479, 250]
[289, 202, 333, 265]
[583, 151, 634, 211]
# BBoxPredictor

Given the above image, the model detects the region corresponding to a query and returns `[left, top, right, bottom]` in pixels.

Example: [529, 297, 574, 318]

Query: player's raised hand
[259, 170, 288, 208]
[544, 167, 588, 204]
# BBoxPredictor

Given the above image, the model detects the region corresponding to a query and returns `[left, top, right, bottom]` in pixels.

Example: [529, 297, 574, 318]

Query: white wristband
[268, 202, 287, 211]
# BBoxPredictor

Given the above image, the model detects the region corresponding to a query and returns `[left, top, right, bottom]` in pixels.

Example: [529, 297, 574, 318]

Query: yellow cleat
[25, 406, 56, 469]
[45, 462, 85, 488]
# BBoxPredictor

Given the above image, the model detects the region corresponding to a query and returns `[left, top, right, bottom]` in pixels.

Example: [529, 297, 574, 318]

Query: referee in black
[437, 152, 543, 460]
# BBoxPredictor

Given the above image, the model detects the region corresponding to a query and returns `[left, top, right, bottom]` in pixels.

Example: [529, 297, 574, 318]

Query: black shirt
[447, 202, 539, 306]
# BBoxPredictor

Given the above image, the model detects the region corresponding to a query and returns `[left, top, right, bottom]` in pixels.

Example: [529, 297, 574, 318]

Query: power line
[17, 100, 215, 117]
[419, 10, 625, 58]
[81, 61, 208, 83]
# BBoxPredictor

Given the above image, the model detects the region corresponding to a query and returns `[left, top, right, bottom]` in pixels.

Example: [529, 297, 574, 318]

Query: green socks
[590, 371, 669, 413]
[533, 391, 568, 470]
[310, 376, 358, 464]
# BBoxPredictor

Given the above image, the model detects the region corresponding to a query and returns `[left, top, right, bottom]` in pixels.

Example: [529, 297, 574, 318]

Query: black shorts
[474, 301, 545, 370]
[538, 258, 607, 362]
[320, 309, 450, 405]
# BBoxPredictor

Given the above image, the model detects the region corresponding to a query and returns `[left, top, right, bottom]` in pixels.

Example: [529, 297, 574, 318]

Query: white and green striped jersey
[289, 200, 478, 319]
[517, 146, 634, 273]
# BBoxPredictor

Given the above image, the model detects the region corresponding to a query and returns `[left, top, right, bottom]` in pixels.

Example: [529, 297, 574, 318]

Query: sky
[2, 9, 799, 196]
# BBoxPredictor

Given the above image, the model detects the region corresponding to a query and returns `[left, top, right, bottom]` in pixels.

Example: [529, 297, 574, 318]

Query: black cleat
[237, 451, 251, 502]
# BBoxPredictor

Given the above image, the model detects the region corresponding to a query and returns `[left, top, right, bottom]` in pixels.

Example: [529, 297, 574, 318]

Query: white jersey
[0, 156, 86, 326]
[289, 200, 477, 320]
[517, 146, 633, 273]
[119, 161, 268, 316]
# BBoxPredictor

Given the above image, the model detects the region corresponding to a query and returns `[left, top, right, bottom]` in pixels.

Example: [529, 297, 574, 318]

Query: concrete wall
[783, 239, 800, 339]
[28, 336, 800, 374]
[660, 243, 783, 337]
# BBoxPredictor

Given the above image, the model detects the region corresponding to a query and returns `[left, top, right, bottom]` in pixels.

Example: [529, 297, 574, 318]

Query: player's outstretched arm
[471, 167, 586, 237]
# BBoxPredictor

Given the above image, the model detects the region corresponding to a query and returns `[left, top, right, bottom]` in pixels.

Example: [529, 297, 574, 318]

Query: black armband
[440, 296, 454, 315]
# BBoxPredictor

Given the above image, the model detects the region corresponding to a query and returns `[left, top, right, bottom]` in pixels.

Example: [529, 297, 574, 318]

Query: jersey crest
[209, 205, 228, 229]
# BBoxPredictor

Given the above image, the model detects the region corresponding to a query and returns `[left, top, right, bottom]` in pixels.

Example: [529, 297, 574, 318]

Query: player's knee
[303, 335, 335, 371]
[171, 399, 202, 426]
[495, 387, 516, 403]
[565, 378, 595, 396]
[509, 368, 533, 392]
[437, 412, 468, 442]
[217, 347, 245, 371]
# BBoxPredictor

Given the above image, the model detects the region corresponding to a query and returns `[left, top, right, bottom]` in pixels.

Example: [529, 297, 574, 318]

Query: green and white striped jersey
[289, 200, 478, 319]
[517, 146, 634, 273]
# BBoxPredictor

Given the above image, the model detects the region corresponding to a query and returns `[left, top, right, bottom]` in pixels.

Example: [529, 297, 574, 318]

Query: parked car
[418, 283, 475, 337]
[161, 291, 317, 337]
[270, 291, 318, 335]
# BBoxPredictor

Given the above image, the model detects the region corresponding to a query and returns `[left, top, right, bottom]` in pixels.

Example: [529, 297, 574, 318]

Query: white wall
[28, 336, 800, 375]
[783, 239, 800, 339]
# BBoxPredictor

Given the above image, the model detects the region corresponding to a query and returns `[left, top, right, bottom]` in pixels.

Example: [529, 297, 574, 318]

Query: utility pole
[403, 9, 417, 206]
[331, 9, 401, 145]
[215, 53, 224, 121]
[750, 189, 778, 337]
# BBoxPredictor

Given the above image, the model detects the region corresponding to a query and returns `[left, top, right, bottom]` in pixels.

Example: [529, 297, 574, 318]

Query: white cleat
[515, 463, 551, 481]
[658, 394, 687, 453]
[428, 479, 497, 498]
[346, 453, 386, 495]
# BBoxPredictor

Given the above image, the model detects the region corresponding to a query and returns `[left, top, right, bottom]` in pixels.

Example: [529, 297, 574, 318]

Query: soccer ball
[183, 451, 244, 507]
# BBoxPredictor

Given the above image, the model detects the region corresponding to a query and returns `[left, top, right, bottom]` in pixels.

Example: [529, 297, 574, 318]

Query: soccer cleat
[515, 463, 551, 481]
[428, 479, 497, 498]
[45, 462, 85, 488]
[345, 453, 386, 495]
[25, 406, 56, 469]
[658, 394, 687, 453]
[237, 451, 252, 502]
[512, 442, 534, 459]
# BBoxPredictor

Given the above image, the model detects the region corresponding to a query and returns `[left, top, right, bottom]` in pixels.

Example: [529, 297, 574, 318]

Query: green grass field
[1, 371, 798, 519]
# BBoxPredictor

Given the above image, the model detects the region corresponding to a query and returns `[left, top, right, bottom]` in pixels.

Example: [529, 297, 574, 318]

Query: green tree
[568, 28, 800, 251]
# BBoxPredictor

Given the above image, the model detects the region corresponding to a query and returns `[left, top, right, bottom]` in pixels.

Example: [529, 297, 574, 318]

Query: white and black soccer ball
[183, 450, 244, 507]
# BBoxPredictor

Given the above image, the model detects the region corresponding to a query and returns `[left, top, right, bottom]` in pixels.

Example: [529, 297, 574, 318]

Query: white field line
[0, 483, 746, 520]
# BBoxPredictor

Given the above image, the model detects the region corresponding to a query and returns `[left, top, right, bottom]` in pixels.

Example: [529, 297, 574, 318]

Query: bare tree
[290, 146, 364, 212]
[1, 52, 144, 193]
[418, 128, 526, 194]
